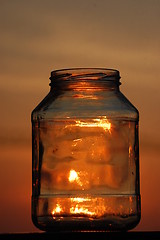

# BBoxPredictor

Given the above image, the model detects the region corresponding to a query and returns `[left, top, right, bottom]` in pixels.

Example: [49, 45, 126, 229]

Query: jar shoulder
[32, 90, 139, 121]
[116, 92, 139, 119]
[31, 91, 53, 120]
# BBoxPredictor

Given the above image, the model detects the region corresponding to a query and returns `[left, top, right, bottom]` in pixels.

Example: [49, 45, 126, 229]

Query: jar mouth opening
[50, 68, 120, 83]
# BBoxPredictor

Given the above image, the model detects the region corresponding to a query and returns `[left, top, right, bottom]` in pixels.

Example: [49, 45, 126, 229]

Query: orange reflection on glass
[50, 196, 136, 220]
[73, 94, 99, 100]
[72, 138, 82, 147]
[129, 145, 133, 157]
[70, 206, 95, 216]
[71, 197, 91, 203]
[69, 197, 101, 217]
[75, 117, 111, 133]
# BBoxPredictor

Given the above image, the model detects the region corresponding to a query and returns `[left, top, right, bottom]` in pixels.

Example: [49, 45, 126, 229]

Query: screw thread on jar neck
[49, 68, 121, 91]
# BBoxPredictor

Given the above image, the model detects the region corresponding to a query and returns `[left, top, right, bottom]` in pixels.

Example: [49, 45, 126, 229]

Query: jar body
[32, 69, 140, 231]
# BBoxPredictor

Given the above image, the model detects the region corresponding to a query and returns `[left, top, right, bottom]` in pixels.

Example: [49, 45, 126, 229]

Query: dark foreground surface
[1, 232, 160, 240]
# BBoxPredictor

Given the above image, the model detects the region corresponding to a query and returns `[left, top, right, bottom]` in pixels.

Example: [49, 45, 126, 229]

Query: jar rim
[50, 68, 120, 81]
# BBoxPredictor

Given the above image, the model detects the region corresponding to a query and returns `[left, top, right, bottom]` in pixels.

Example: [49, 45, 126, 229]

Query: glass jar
[31, 68, 141, 231]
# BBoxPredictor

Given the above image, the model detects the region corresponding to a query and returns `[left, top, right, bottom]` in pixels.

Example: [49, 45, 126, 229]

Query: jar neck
[49, 68, 121, 91]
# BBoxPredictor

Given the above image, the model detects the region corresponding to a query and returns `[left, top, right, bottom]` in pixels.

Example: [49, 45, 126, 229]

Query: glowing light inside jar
[51, 204, 62, 215]
[68, 169, 89, 188]
[71, 197, 91, 203]
[70, 197, 95, 216]
[68, 169, 79, 182]
[51, 196, 135, 218]
[70, 206, 95, 216]
[44, 116, 136, 220]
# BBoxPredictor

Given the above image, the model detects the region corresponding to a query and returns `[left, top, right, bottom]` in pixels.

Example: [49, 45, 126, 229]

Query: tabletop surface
[1, 232, 160, 240]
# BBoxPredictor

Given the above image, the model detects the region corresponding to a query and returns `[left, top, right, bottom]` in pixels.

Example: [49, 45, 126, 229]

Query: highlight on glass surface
[31, 68, 141, 231]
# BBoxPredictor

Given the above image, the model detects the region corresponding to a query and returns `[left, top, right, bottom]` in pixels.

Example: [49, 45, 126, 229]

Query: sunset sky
[0, 0, 160, 233]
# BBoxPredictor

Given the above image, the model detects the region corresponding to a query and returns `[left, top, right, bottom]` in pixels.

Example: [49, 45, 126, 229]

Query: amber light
[68, 169, 79, 183]
[50, 196, 136, 219]
[51, 204, 62, 215]
[75, 117, 111, 133]
[51, 197, 98, 218]
[50, 118, 114, 218]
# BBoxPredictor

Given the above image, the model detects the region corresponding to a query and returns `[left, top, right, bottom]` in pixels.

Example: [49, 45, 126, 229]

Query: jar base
[32, 194, 141, 231]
